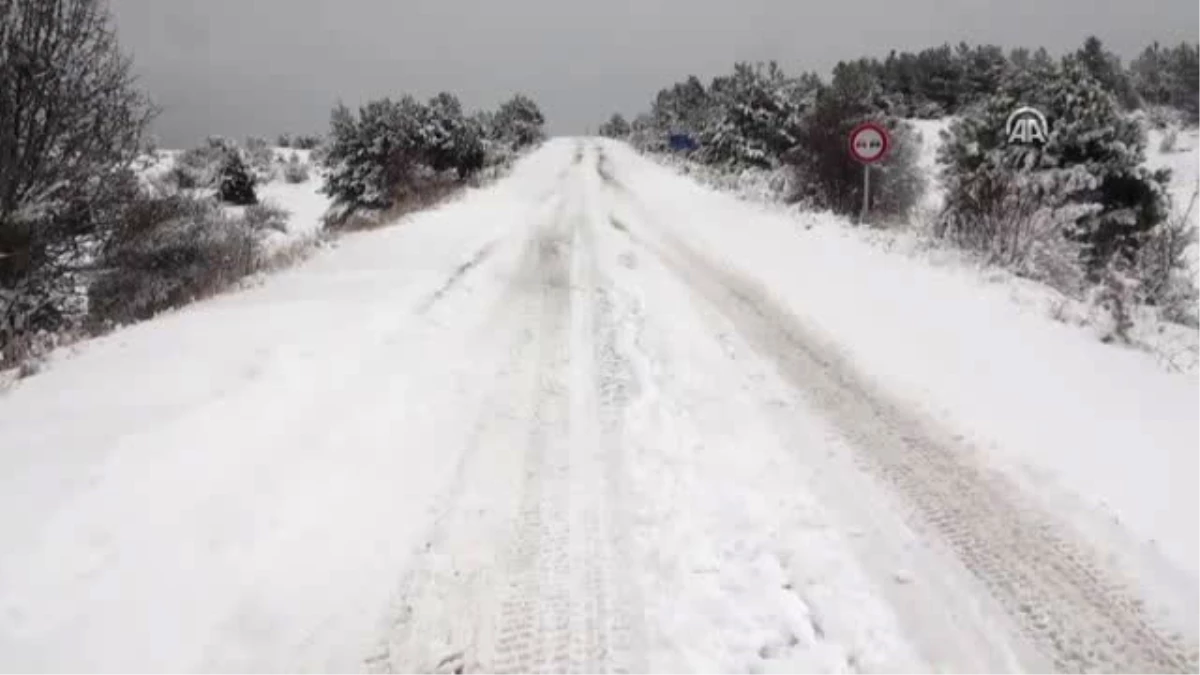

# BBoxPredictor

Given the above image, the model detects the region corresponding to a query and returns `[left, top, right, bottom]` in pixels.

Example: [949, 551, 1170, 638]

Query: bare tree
[0, 0, 156, 356]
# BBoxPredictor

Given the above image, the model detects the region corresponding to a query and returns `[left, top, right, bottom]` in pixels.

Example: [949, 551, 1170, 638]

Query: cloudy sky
[108, 0, 1199, 147]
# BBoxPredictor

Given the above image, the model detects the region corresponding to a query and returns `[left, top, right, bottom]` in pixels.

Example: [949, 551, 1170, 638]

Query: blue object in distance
[668, 134, 698, 151]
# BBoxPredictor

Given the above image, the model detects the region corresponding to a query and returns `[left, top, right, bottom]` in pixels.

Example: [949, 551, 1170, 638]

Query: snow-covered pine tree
[422, 93, 485, 178]
[700, 62, 807, 168]
[321, 98, 417, 212]
[938, 55, 1169, 287]
[492, 94, 546, 150]
[598, 113, 631, 138]
[218, 151, 257, 205]
[651, 76, 712, 137]
[1074, 36, 1141, 110]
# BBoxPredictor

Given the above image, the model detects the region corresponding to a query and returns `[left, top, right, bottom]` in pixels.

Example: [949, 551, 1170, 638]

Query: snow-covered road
[1, 140, 1196, 672]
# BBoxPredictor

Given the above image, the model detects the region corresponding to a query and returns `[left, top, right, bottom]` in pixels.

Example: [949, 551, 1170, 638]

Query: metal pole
[860, 163, 870, 225]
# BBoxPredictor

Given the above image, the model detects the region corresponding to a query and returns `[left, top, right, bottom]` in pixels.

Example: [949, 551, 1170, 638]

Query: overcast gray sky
[108, 0, 1199, 148]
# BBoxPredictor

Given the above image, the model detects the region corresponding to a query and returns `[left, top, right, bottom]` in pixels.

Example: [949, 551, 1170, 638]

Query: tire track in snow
[485, 164, 631, 673]
[364, 287, 539, 673]
[593, 148, 909, 672]
[630, 217, 1198, 673]
[575, 186, 645, 674]
[489, 201, 576, 673]
[414, 241, 499, 315]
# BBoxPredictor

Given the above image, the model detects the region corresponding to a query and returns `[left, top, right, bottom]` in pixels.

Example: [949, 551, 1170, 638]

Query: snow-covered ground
[908, 117, 955, 218]
[0, 140, 1195, 672]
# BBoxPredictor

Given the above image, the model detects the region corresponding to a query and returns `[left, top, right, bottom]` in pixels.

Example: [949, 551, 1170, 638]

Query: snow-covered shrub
[598, 113, 631, 138]
[423, 92, 487, 176]
[939, 57, 1170, 284]
[283, 153, 310, 183]
[491, 94, 546, 150]
[785, 66, 925, 222]
[88, 194, 260, 326]
[244, 136, 277, 182]
[293, 134, 323, 150]
[217, 151, 258, 205]
[277, 133, 293, 148]
[174, 137, 234, 189]
[320, 92, 488, 222]
[243, 202, 290, 234]
[938, 165, 1093, 294]
[699, 62, 810, 169]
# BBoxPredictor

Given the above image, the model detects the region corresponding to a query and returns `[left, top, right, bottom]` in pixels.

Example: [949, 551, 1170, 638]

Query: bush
[491, 94, 546, 150]
[244, 202, 290, 234]
[244, 136, 277, 182]
[320, 92, 489, 219]
[936, 166, 1093, 294]
[277, 133, 293, 148]
[785, 71, 925, 222]
[88, 195, 260, 326]
[283, 153, 311, 183]
[938, 58, 1169, 282]
[599, 113, 631, 138]
[294, 134, 322, 150]
[174, 137, 233, 189]
[217, 151, 258, 205]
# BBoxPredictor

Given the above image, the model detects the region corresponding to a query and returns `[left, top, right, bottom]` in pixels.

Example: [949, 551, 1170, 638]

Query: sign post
[848, 122, 891, 225]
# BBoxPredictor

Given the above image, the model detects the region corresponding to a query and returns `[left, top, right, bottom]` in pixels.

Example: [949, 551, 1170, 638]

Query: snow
[604, 138, 1198, 586]
[0, 138, 1195, 671]
[0, 149, 551, 671]
[908, 117, 955, 218]
[1144, 126, 1200, 277]
[255, 172, 331, 257]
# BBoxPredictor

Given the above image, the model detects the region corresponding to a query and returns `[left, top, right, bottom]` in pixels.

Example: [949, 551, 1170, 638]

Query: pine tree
[700, 62, 807, 168]
[598, 113, 631, 138]
[1074, 36, 1141, 110]
[1131, 42, 1172, 108]
[492, 94, 546, 150]
[218, 151, 257, 205]
[939, 57, 1169, 280]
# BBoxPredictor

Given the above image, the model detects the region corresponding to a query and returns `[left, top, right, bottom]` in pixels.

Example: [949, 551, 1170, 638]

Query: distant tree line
[320, 92, 545, 226]
[607, 35, 1199, 335]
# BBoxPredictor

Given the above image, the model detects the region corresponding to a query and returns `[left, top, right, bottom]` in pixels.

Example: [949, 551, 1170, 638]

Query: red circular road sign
[849, 122, 891, 164]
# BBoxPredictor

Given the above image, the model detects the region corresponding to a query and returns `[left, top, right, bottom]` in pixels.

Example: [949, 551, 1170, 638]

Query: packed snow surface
[0, 139, 1195, 672]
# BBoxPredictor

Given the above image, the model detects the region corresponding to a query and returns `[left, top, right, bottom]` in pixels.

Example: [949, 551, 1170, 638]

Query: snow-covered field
[0, 140, 1195, 672]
